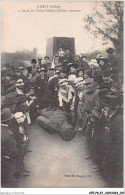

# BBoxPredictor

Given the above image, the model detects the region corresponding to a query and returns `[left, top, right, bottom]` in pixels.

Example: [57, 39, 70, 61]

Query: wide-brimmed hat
[15, 79, 24, 87]
[1, 108, 14, 122]
[16, 94, 27, 103]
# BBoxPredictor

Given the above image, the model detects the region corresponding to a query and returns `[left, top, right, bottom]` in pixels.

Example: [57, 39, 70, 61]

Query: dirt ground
[15, 123, 107, 188]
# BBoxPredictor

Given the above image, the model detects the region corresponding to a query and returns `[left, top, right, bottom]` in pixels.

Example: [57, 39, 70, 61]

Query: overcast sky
[1, 1, 112, 56]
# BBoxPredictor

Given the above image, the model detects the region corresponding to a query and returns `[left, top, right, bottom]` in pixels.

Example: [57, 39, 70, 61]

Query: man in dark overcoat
[44, 68, 59, 109]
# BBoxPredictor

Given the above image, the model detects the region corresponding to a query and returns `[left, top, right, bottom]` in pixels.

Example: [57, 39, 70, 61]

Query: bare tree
[84, 1, 123, 59]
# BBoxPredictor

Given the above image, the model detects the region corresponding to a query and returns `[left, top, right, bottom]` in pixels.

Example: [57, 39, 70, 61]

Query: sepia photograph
[1, 0, 124, 192]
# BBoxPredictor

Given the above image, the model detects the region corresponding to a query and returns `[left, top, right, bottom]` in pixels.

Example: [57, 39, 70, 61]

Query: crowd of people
[1, 46, 123, 186]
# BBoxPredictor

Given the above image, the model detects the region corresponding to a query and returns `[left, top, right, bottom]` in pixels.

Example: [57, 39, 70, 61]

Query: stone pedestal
[46, 37, 75, 62]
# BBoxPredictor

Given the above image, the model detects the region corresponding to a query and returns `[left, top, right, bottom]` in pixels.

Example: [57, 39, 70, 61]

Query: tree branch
[103, 2, 119, 21]
[103, 22, 119, 36]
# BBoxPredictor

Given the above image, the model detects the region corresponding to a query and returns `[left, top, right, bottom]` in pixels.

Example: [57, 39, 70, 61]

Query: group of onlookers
[1, 47, 123, 186]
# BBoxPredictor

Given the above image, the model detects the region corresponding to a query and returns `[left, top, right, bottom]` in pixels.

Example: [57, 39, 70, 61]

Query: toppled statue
[36, 108, 76, 141]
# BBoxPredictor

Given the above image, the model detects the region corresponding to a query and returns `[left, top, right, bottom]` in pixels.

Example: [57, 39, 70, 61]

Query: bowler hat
[1, 108, 14, 122]
[31, 59, 37, 64]
[16, 94, 27, 103]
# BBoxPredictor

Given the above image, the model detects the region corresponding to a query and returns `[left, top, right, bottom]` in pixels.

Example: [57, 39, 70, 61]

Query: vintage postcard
[1, 1, 124, 194]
